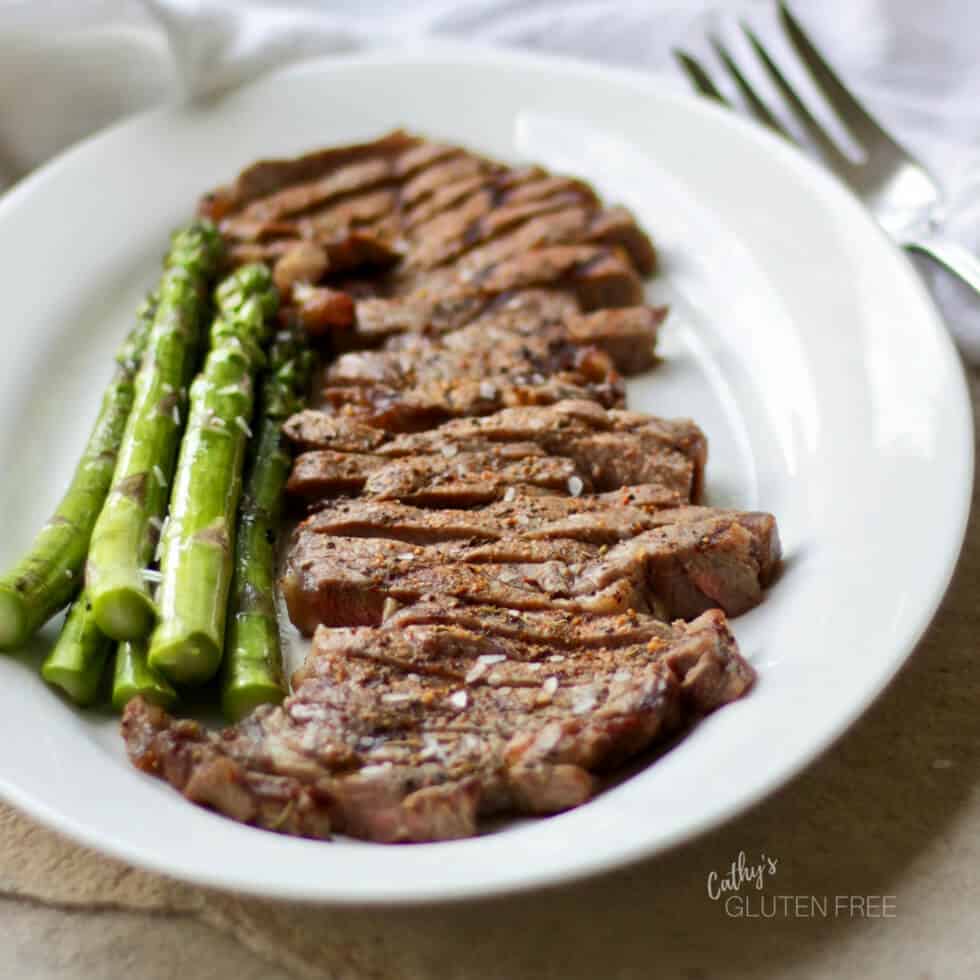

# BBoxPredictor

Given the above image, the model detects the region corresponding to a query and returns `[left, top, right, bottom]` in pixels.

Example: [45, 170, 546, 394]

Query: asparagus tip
[0, 587, 27, 651]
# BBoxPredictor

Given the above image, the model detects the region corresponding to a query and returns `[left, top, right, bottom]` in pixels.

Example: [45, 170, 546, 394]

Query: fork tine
[740, 22, 858, 179]
[709, 35, 789, 139]
[777, 2, 899, 155]
[672, 50, 730, 106]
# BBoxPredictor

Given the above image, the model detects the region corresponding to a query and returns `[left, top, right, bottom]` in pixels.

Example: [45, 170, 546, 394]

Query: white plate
[0, 44, 971, 905]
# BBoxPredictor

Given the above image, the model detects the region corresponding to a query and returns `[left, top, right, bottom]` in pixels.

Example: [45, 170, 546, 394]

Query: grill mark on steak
[122, 608, 751, 842]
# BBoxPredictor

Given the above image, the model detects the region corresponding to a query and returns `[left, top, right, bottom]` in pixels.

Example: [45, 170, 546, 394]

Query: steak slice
[319, 305, 663, 429]
[122, 607, 752, 842]
[402, 192, 597, 273]
[281, 505, 780, 632]
[322, 373, 625, 433]
[284, 401, 707, 503]
[286, 443, 585, 506]
[449, 205, 656, 281]
[199, 130, 421, 220]
[323, 316, 633, 430]
[352, 245, 642, 342]
[299, 496, 705, 545]
[327, 305, 662, 390]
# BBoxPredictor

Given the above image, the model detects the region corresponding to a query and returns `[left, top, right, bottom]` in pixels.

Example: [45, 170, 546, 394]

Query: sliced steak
[129, 132, 781, 847]
[281, 505, 780, 632]
[122, 607, 751, 842]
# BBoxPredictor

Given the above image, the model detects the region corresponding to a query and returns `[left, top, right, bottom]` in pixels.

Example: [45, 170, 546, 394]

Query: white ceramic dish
[0, 44, 971, 905]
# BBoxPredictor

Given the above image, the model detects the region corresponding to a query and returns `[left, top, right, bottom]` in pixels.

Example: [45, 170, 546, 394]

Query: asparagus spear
[87, 222, 224, 641]
[147, 265, 279, 685]
[222, 329, 314, 721]
[112, 639, 176, 711]
[0, 297, 157, 651]
[40, 591, 113, 705]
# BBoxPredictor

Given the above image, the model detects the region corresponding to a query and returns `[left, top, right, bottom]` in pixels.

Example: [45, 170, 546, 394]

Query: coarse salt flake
[381, 692, 414, 704]
[542, 676, 559, 697]
[567, 475, 584, 497]
[449, 690, 469, 710]
[477, 653, 507, 666]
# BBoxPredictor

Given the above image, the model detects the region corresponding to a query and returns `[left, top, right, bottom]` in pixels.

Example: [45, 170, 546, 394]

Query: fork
[674, 2, 980, 297]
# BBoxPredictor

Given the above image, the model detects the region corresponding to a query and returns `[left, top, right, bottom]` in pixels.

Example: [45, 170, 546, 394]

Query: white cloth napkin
[1, 0, 978, 355]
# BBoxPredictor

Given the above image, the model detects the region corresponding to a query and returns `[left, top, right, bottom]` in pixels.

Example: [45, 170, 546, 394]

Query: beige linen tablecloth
[1, 370, 977, 979]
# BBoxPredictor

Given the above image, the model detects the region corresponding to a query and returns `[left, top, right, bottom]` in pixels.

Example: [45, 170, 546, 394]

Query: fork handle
[905, 235, 980, 297]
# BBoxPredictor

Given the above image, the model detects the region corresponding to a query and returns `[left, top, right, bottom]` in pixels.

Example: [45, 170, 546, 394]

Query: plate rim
[0, 40, 972, 905]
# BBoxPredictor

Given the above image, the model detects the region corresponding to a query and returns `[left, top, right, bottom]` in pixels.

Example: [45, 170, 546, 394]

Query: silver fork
[674, 2, 980, 297]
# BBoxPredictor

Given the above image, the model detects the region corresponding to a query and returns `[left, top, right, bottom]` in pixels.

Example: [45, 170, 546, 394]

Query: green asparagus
[40, 590, 112, 705]
[0, 296, 157, 651]
[148, 265, 279, 685]
[112, 639, 176, 711]
[222, 329, 314, 721]
[87, 222, 224, 641]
